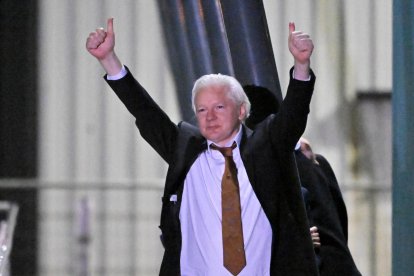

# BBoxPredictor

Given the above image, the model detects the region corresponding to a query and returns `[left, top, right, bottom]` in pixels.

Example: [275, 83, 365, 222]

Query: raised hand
[288, 22, 314, 64]
[288, 22, 314, 80]
[86, 18, 122, 75]
[86, 18, 115, 59]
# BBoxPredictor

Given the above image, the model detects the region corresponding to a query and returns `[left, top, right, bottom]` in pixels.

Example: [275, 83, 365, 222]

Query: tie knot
[210, 141, 237, 157]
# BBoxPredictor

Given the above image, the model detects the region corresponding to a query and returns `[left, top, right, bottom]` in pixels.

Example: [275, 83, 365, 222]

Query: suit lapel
[239, 125, 257, 189]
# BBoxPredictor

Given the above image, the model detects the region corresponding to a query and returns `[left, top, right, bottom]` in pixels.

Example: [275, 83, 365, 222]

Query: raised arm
[266, 23, 315, 151]
[86, 18, 123, 76]
[288, 22, 314, 80]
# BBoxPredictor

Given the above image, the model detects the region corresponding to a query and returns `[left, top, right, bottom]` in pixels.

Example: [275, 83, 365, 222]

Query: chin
[205, 135, 222, 144]
[202, 130, 217, 140]
[205, 135, 218, 142]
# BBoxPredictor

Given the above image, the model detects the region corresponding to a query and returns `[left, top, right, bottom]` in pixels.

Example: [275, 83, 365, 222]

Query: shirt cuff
[292, 69, 311, 81]
[106, 65, 127, 80]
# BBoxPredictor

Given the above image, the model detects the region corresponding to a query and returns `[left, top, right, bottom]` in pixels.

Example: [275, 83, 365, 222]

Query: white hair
[191, 74, 251, 120]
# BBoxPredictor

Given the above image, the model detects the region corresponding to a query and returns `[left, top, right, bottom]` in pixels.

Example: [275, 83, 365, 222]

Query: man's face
[300, 142, 314, 160]
[195, 85, 246, 146]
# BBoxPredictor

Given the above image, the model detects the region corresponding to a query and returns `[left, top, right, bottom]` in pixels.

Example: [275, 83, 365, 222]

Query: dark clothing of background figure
[295, 150, 362, 276]
[301, 186, 321, 268]
[105, 67, 318, 276]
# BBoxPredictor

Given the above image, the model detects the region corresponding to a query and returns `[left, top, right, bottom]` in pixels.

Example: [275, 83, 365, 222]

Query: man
[86, 18, 317, 275]
[295, 138, 362, 276]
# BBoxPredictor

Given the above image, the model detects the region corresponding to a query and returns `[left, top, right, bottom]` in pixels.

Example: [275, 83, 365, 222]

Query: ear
[238, 103, 247, 121]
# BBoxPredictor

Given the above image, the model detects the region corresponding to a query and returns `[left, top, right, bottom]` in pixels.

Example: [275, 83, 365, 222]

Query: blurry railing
[0, 179, 164, 276]
[0, 179, 390, 276]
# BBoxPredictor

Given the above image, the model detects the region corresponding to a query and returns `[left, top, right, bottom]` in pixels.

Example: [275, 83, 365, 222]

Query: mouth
[206, 125, 220, 131]
[206, 126, 220, 133]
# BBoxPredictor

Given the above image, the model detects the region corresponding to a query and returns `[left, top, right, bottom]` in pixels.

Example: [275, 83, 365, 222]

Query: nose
[206, 109, 216, 121]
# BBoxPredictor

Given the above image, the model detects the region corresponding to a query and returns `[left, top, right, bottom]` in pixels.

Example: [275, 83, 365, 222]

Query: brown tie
[211, 141, 246, 275]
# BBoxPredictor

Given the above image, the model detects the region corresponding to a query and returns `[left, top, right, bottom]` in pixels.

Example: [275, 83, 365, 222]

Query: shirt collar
[295, 140, 301, 151]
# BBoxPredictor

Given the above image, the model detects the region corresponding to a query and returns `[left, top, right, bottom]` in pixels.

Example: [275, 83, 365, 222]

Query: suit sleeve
[104, 66, 178, 164]
[269, 67, 316, 152]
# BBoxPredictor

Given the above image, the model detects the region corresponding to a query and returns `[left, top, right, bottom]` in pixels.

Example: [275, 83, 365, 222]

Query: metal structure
[392, 1, 414, 275]
[157, 0, 282, 123]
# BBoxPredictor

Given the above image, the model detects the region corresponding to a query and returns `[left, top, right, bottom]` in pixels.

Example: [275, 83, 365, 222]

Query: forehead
[195, 85, 232, 103]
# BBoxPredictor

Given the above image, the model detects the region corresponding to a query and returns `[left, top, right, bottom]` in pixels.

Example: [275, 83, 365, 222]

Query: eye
[196, 107, 206, 113]
[216, 104, 224, 110]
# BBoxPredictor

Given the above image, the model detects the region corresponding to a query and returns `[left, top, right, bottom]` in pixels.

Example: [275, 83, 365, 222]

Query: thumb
[289, 22, 295, 34]
[107, 18, 114, 34]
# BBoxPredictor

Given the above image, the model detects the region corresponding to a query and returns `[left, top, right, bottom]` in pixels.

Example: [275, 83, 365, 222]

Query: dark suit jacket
[106, 67, 319, 276]
[295, 151, 361, 276]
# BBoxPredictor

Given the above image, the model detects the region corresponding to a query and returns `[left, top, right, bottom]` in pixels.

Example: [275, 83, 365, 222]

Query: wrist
[99, 51, 123, 76]
[293, 60, 310, 80]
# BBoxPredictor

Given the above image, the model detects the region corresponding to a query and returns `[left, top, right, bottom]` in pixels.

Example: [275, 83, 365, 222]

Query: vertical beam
[200, 0, 234, 76]
[182, 0, 213, 77]
[392, 1, 414, 275]
[157, 0, 196, 122]
[0, 0, 37, 177]
[0, 0, 39, 275]
[219, 0, 282, 102]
